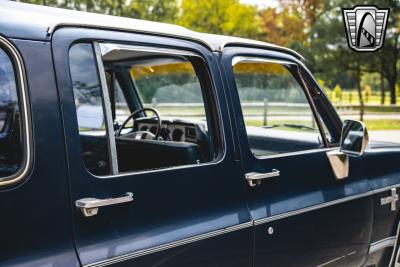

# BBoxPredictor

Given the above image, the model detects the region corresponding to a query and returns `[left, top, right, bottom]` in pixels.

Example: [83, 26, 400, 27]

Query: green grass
[326, 91, 400, 106]
[364, 119, 400, 130]
[244, 120, 318, 131]
[122, 105, 400, 131]
[244, 119, 400, 131]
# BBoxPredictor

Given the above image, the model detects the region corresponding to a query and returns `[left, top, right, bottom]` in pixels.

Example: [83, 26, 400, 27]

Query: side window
[69, 43, 219, 176]
[131, 61, 206, 120]
[70, 44, 110, 175]
[232, 58, 324, 157]
[0, 46, 24, 178]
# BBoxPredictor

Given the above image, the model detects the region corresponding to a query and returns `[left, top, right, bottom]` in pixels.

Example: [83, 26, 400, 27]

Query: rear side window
[0, 46, 24, 178]
[232, 58, 324, 157]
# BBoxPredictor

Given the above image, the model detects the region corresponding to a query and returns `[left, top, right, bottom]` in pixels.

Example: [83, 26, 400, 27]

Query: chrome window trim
[73, 42, 226, 179]
[253, 147, 336, 160]
[93, 42, 119, 175]
[84, 221, 253, 267]
[369, 236, 396, 254]
[231, 56, 330, 160]
[0, 36, 33, 187]
[231, 57, 294, 67]
[99, 43, 199, 58]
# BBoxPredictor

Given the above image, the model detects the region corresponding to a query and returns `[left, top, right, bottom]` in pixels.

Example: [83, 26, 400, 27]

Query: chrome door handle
[75, 192, 133, 217]
[245, 169, 280, 187]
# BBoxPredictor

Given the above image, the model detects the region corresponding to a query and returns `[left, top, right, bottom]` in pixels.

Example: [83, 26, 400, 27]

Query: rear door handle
[75, 192, 133, 217]
[245, 169, 280, 187]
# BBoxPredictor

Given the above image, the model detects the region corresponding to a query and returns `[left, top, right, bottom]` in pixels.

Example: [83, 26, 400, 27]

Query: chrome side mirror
[340, 120, 369, 156]
[327, 120, 369, 180]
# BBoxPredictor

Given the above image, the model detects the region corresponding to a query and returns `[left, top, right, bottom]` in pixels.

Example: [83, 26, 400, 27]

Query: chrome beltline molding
[255, 183, 400, 226]
[84, 221, 253, 267]
[84, 183, 400, 266]
[369, 236, 396, 254]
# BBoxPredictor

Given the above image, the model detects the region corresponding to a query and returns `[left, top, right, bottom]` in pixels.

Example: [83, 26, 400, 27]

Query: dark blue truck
[0, 1, 399, 266]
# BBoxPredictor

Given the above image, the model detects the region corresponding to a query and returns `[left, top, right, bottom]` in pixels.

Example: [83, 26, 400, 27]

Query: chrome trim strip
[93, 42, 119, 175]
[255, 191, 373, 225]
[373, 183, 400, 195]
[81, 185, 400, 266]
[84, 221, 253, 267]
[99, 43, 199, 58]
[220, 41, 305, 60]
[255, 147, 336, 160]
[255, 184, 400, 225]
[232, 57, 295, 66]
[389, 220, 400, 267]
[0, 36, 33, 187]
[369, 236, 396, 254]
[316, 251, 356, 267]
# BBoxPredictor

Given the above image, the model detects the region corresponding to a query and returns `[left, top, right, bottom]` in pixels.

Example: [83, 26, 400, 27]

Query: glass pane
[69, 44, 110, 175]
[233, 59, 323, 157]
[71, 43, 217, 176]
[105, 73, 131, 126]
[0, 47, 23, 177]
[130, 60, 206, 121]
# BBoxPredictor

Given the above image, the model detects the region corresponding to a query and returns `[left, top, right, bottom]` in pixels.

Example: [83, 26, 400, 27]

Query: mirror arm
[327, 149, 349, 180]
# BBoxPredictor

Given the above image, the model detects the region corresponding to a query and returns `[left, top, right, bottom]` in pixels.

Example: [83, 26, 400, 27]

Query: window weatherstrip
[296, 67, 329, 147]
[231, 56, 330, 151]
[93, 42, 119, 175]
[0, 36, 32, 187]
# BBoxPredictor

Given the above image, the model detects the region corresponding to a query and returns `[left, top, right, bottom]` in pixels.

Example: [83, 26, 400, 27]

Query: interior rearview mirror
[340, 120, 369, 156]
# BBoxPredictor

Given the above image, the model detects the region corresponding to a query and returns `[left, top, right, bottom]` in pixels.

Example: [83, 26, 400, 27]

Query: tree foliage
[178, 0, 261, 39]
[18, 0, 400, 104]
[260, 0, 400, 104]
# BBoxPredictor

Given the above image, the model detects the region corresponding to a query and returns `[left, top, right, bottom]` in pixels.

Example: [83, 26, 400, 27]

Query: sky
[240, 0, 279, 9]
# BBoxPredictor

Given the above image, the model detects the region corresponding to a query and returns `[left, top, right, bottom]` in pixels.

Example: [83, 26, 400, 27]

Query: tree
[259, 7, 307, 47]
[381, 0, 400, 104]
[178, 0, 261, 39]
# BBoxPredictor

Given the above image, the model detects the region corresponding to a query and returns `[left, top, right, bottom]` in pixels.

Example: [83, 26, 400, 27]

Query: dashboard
[135, 119, 204, 144]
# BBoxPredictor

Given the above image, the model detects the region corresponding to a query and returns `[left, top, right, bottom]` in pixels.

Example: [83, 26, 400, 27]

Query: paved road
[369, 130, 400, 143]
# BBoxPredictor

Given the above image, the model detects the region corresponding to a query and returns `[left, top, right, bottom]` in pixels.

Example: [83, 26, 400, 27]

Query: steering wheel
[116, 107, 161, 140]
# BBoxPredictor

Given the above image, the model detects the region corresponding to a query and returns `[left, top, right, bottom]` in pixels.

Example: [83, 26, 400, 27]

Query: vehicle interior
[232, 58, 325, 157]
[70, 43, 328, 176]
[71, 43, 217, 175]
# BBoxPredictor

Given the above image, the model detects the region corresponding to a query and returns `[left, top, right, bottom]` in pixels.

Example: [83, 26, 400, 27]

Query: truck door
[222, 46, 374, 267]
[53, 28, 253, 267]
